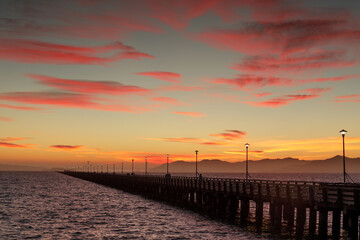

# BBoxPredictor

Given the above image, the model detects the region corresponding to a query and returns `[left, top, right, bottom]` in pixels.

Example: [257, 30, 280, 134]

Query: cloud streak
[172, 111, 205, 117]
[0, 92, 148, 113]
[50, 145, 83, 150]
[210, 130, 246, 140]
[0, 38, 154, 65]
[0, 142, 27, 148]
[0, 117, 14, 122]
[213, 74, 293, 91]
[136, 71, 182, 83]
[29, 74, 150, 95]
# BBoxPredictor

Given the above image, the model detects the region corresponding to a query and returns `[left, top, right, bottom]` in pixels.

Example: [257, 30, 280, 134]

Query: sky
[0, 0, 360, 170]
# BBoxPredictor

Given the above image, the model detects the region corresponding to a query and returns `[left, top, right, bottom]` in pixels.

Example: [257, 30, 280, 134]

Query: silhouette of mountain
[0, 164, 46, 171]
[151, 156, 360, 173]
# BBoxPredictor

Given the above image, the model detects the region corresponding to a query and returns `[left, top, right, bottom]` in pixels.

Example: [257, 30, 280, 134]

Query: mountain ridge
[151, 156, 360, 173]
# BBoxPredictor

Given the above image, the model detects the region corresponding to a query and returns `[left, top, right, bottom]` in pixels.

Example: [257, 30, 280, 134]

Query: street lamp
[131, 159, 134, 175]
[195, 150, 199, 178]
[145, 157, 147, 175]
[166, 154, 169, 175]
[245, 143, 249, 182]
[340, 129, 347, 183]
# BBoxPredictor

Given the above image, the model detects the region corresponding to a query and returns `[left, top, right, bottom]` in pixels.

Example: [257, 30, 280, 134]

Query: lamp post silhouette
[245, 143, 249, 182]
[145, 157, 148, 175]
[121, 160, 124, 174]
[340, 129, 347, 183]
[166, 154, 169, 175]
[131, 159, 134, 175]
[195, 150, 199, 178]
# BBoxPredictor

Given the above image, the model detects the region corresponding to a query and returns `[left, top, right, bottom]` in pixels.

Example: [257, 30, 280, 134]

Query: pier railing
[62, 172, 360, 239]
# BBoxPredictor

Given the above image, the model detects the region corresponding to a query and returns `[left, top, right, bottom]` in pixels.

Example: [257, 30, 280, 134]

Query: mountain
[151, 156, 360, 173]
[0, 164, 46, 171]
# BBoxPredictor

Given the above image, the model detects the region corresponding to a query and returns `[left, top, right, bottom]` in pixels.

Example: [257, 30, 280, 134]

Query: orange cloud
[136, 71, 181, 83]
[50, 145, 83, 150]
[29, 74, 150, 95]
[172, 111, 205, 117]
[210, 130, 246, 140]
[335, 94, 360, 103]
[0, 103, 42, 111]
[0, 92, 149, 113]
[0, 38, 154, 65]
[0, 117, 13, 122]
[0, 142, 27, 148]
[150, 97, 183, 105]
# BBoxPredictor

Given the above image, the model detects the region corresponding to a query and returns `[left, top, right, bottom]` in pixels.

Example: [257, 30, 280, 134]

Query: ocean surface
[0, 172, 268, 239]
[1, 172, 359, 239]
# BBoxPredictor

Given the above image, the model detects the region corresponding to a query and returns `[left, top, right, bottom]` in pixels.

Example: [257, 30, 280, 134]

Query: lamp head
[245, 143, 249, 147]
[167, 154, 169, 157]
[340, 129, 347, 136]
[195, 150, 198, 154]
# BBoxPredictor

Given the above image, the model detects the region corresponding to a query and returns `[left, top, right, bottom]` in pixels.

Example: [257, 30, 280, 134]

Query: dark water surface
[0, 172, 268, 239]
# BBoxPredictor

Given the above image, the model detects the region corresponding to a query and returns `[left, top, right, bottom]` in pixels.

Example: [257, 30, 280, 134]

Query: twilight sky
[1, 0, 360, 169]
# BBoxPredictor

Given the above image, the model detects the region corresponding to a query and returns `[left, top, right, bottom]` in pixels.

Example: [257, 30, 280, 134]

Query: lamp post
[166, 154, 169, 175]
[121, 160, 124, 174]
[340, 129, 347, 183]
[245, 143, 249, 182]
[195, 150, 199, 178]
[131, 159, 134, 175]
[145, 157, 147, 175]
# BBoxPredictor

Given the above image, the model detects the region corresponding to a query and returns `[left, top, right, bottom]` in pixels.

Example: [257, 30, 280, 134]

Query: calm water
[0, 172, 268, 239]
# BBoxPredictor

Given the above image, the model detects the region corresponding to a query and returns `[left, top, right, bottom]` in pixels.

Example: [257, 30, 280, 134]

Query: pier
[63, 172, 360, 239]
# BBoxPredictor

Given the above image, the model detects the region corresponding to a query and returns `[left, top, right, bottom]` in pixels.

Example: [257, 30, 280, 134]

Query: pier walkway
[62, 172, 360, 239]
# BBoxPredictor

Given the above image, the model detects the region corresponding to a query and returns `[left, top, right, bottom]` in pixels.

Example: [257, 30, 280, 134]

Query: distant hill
[0, 164, 46, 171]
[151, 155, 360, 173]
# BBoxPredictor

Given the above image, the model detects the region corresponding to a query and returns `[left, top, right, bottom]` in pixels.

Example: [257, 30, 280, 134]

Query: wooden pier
[63, 172, 360, 239]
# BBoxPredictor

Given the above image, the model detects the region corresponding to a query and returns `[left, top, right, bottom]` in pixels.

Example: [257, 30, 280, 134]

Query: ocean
[0, 172, 267, 239]
[1, 172, 359, 239]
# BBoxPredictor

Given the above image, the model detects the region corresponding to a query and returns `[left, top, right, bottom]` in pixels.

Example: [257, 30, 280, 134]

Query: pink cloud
[213, 74, 293, 91]
[0, 142, 27, 148]
[210, 130, 246, 140]
[0, 117, 14, 122]
[234, 50, 355, 73]
[147, 0, 217, 30]
[0, 103, 42, 111]
[50, 145, 83, 150]
[195, 19, 360, 55]
[335, 94, 360, 103]
[0, 92, 148, 113]
[136, 71, 181, 83]
[156, 85, 204, 92]
[151, 97, 182, 105]
[0, 2, 162, 40]
[247, 94, 321, 107]
[28, 74, 150, 95]
[302, 75, 358, 84]
[297, 88, 331, 94]
[118, 51, 155, 60]
[172, 111, 205, 117]
[0, 38, 154, 65]
[336, 94, 360, 99]
[254, 92, 272, 98]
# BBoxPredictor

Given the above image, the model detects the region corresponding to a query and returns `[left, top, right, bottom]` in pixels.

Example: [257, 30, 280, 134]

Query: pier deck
[62, 172, 360, 239]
